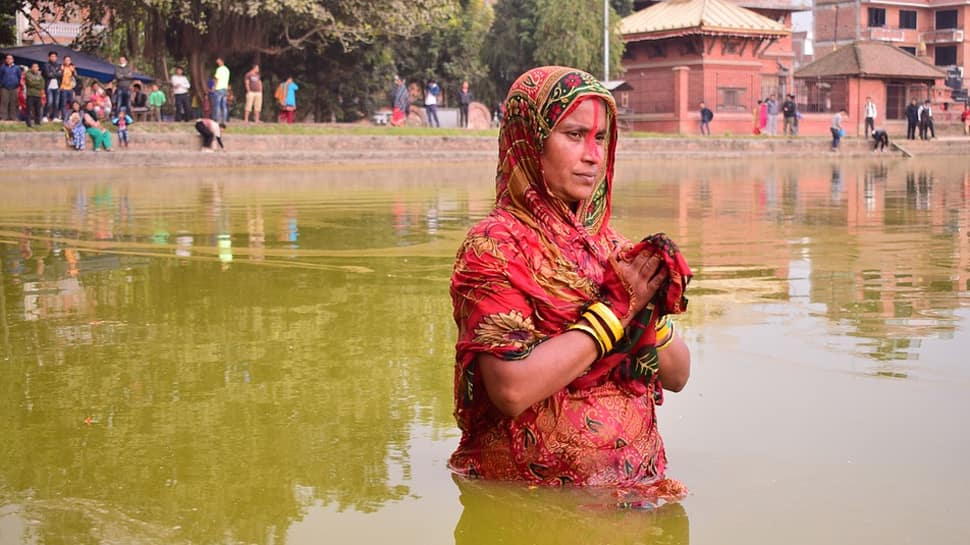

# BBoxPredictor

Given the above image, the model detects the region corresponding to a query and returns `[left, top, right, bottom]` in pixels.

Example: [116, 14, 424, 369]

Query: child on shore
[112, 107, 133, 148]
[64, 101, 85, 151]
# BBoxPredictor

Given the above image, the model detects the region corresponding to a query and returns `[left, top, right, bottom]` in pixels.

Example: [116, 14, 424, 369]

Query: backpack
[274, 82, 287, 105]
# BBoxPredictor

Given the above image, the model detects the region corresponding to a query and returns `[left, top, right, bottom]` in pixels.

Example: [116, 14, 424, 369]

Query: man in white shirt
[863, 96, 877, 140]
[170, 66, 191, 122]
[213, 57, 230, 124]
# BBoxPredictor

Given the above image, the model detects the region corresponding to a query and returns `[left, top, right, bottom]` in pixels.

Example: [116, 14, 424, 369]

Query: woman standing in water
[449, 66, 692, 501]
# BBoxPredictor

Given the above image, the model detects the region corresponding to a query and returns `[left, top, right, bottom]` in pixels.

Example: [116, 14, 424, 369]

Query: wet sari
[449, 67, 690, 500]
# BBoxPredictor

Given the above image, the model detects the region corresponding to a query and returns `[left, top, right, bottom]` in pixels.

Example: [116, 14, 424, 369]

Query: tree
[0, 0, 23, 45]
[395, 0, 494, 111]
[533, 0, 625, 80]
[64, 0, 454, 108]
[481, 0, 540, 104]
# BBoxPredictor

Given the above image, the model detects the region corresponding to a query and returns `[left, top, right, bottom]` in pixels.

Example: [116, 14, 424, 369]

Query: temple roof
[795, 41, 946, 80]
[621, 0, 790, 41]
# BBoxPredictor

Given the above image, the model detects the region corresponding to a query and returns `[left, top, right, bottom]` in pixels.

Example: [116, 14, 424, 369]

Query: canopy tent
[2, 44, 154, 84]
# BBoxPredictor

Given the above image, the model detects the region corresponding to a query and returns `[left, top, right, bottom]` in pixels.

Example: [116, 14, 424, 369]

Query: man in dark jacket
[782, 94, 797, 136]
[905, 98, 919, 140]
[113, 55, 133, 115]
[42, 51, 62, 121]
[0, 54, 22, 121]
[24, 63, 45, 127]
[698, 101, 713, 135]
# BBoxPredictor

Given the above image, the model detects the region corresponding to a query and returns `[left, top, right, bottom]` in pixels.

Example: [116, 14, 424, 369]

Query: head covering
[495, 66, 617, 237]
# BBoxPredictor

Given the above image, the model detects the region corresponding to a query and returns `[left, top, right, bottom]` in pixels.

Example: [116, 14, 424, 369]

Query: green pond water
[1, 157, 968, 545]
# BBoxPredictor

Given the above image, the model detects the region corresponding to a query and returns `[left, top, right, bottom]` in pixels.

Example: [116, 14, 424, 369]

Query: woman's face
[540, 98, 608, 205]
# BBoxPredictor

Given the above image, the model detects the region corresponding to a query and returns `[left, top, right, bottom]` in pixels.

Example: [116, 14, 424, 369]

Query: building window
[935, 45, 957, 66]
[717, 87, 746, 113]
[900, 46, 917, 56]
[868, 8, 886, 27]
[936, 10, 958, 30]
[899, 10, 917, 29]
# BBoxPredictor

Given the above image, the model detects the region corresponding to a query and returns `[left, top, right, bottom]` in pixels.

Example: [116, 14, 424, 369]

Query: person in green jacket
[24, 63, 45, 127]
[148, 83, 167, 122]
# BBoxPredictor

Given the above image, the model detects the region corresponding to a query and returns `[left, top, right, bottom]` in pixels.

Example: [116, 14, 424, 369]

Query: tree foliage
[481, 0, 540, 105]
[533, 0, 625, 81]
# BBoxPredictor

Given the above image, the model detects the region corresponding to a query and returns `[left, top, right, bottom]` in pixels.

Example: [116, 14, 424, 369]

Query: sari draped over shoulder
[449, 66, 690, 500]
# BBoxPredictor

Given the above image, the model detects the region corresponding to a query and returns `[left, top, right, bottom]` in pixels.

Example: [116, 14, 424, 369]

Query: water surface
[1, 157, 968, 545]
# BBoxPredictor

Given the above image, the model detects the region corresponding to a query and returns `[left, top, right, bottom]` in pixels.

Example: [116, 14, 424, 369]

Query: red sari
[449, 67, 690, 501]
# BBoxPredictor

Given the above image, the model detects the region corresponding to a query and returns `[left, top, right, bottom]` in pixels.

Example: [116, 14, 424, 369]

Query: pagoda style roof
[621, 0, 790, 41]
[795, 41, 946, 80]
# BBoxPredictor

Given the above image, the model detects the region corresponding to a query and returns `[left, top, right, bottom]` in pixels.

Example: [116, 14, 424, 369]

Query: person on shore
[243, 64, 262, 123]
[148, 83, 166, 122]
[424, 78, 440, 128]
[391, 75, 409, 127]
[831, 108, 847, 152]
[863, 96, 877, 140]
[765, 94, 779, 136]
[752, 99, 762, 134]
[457, 80, 473, 128]
[905, 98, 919, 140]
[112, 107, 133, 148]
[918, 100, 935, 140]
[449, 66, 692, 502]
[213, 57, 230, 124]
[43, 51, 61, 122]
[275, 76, 298, 123]
[0, 54, 22, 121]
[170, 66, 191, 122]
[59, 56, 78, 122]
[871, 128, 889, 152]
[64, 101, 85, 150]
[195, 117, 224, 151]
[91, 82, 112, 120]
[698, 100, 713, 135]
[130, 82, 148, 121]
[758, 99, 768, 134]
[82, 101, 112, 151]
[962, 103, 970, 136]
[112, 55, 134, 115]
[782, 94, 797, 137]
[24, 63, 44, 127]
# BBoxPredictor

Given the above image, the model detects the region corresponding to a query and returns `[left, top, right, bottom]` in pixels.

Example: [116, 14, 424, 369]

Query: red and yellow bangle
[585, 302, 624, 344]
[656, 317, 676, 351]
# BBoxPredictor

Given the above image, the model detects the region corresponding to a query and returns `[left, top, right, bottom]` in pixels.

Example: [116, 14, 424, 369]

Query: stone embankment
[1, 130, 966, 169]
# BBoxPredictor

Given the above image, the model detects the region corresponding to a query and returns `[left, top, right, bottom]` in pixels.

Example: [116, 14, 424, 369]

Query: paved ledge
[1, 131, 967, 169]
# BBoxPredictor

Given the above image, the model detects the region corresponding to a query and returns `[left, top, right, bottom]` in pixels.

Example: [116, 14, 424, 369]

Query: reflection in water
[0, 158, 968, 544]
[453, 478, 689, 545]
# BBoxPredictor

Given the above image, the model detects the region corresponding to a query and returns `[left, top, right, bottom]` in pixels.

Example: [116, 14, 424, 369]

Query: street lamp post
[604, 0, 609, 81]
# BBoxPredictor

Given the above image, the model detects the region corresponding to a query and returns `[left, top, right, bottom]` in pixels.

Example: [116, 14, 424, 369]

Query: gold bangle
[657, 332, 675, 351]
[654, 315, 670, 331]
[567, 323, 605, 357]
[586, 302, 624, 343]
[582, 313, 615, 354]
[656, 322, 676, 351]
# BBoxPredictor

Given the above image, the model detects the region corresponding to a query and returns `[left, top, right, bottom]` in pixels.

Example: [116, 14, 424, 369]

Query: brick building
[813, 0, 968, 97]
[619, 0, 809, 134]
[794, 40, 947, 136]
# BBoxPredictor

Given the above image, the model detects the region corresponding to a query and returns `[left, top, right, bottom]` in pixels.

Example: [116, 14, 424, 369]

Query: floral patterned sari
[449, 67, 689, 501]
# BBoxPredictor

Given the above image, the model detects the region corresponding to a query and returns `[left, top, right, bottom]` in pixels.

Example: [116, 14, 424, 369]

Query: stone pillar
[673, 66, 690, 135]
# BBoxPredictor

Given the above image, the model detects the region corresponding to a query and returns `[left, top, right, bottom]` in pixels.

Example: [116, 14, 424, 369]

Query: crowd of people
[691, 88, 969, 152]
[0, 50, 309, 151]
[387, 75, 475, 128]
